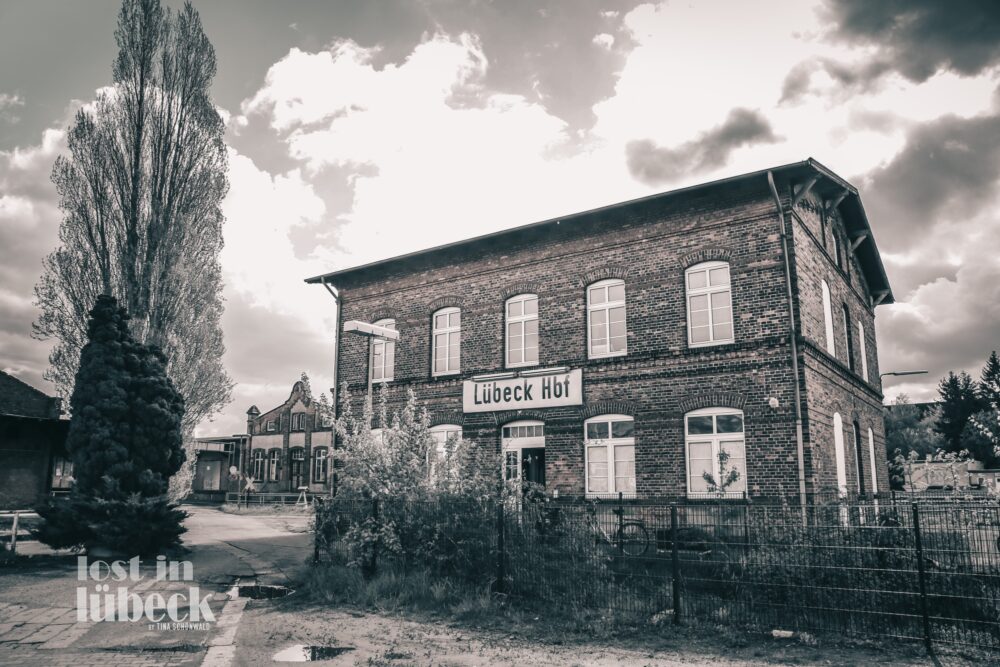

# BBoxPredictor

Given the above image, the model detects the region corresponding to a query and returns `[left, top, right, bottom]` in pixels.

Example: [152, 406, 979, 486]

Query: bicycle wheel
[617, 522, 650, 556]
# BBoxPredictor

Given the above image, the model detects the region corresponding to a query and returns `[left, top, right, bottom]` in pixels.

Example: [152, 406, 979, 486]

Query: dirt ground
[231, 596, 947, 667]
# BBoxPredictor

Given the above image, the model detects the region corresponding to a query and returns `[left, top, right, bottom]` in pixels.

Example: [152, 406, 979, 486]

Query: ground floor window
[584, 415, 635, 496]
[313, 447, 328, 483]
[685, 407, 746, 496]
[268, 449, 281, 482]
[429, 424, 461, 478]
[51, 456, 74, 489]
[251, 449, 265, 481]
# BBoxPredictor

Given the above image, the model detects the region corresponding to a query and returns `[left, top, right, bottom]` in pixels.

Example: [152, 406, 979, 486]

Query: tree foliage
[935, 371, 984, 453]
[33, 0, 230, 433]
[35, 295, 187, 555]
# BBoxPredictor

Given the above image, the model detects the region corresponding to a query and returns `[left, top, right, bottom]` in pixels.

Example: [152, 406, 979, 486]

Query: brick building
[243, 380, 333, 494]
[306, 159, 894, 502]
[0, 371, 70, 509]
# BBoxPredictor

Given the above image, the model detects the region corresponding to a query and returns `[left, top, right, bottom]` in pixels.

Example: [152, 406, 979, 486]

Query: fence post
[494, 500, 506, 594]
[911, 503, 933, 655]
[312, 498, 321, 565]
[365, 497, 380, 579]
[617, 491, 624, 553]
[742, 492, 750, 559]
[10, 511, 19, 555]
[671, 504, 681, 624]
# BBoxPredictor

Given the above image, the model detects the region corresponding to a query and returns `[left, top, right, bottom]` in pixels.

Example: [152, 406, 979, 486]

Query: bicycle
[535, 501, 651, 556]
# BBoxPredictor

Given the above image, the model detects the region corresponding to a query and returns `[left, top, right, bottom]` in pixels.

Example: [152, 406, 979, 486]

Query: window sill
[431, 371, 460, 379]
[506, 362, 539, 370]
[588, 351, 627, 361]
[687, 339, 736, 349]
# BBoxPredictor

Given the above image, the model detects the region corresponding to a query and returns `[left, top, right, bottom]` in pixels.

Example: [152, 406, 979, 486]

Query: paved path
[0, 507, 312, 667]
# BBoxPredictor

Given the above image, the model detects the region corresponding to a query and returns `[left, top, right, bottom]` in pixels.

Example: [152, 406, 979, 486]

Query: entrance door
[198, 460, 221, 491]
[502, 420, 545, 493]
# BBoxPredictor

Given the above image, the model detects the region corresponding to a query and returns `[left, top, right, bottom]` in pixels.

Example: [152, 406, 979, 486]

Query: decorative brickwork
[679, 246, 733, 269]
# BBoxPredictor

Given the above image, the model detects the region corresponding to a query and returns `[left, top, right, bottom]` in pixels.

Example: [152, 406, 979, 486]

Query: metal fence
[314, 494, 1000, 654]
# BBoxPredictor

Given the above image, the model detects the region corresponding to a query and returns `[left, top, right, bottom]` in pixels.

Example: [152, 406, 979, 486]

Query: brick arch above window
[680, 247, 733, 269]
[491, 409, 564, 426]
[576, 266, 630, 289]
[678, 392, 747, 413]
[430, 410, 465, 428]
[365, 309, 398, 323]
[427, 295, 464, 313]
[500, 282, 542, 301]
[582, 400, 638, 420]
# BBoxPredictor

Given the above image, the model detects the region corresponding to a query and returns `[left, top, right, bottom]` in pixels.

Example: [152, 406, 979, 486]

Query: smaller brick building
[242, 381, 334, 494]
[0, 371, 70, 509]
[307, 159, 895, 503]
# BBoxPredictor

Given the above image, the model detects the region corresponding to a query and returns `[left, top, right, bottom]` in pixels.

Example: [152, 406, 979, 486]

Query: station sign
[463, 368, 582, 413]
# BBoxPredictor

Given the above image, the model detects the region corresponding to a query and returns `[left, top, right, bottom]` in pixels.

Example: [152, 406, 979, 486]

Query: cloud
[783, 1, 1000, 104]
[0, 92, 24, 123]
[857, 111, 1000, 245]
[625, 108, 779, 185]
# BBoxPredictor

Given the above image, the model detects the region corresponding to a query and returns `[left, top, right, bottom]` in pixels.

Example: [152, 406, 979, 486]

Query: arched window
[832, 412, 847, 497]
[821, 280, 836, 356]
[505, 294, 539, 367]
[371, 319, 396, 382]
[853, 420, 865, 494]
[251, 450, 265, 481]
[842, 304, 855, 371]
[268, 449, 281, 482]
[685, 407, 746, 497]
[312, 447, 328, 484]
[685, 261, 733, 346]
[432, 308, 461, 376]
[867, 427, 878, 494]
[429, 424, 462, 477]
[584, 415, 635, 496]
[858, 322, 868, 381]
[370, 428, 384, 445]
[587, 279, 627, 358]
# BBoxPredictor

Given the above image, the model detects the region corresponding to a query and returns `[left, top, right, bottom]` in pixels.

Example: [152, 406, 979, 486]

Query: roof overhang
[305, 158, 894, 305]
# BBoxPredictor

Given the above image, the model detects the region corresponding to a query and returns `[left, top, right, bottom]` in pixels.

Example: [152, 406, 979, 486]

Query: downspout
[320, 277, 341, 498]
[767, 171, 808, 513]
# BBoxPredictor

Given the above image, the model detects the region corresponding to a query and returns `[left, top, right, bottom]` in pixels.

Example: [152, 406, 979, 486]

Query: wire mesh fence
[314, 494, 1000, 654]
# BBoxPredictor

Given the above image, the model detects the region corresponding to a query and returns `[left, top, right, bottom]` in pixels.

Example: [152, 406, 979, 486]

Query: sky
[1, 0, 999, 436]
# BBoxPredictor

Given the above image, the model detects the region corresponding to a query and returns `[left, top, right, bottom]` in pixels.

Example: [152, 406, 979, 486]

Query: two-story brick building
[243, 380, 333, 494]
[306, 159, 894, 502]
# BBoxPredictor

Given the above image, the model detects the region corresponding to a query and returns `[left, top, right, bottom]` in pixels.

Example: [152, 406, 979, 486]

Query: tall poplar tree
[33, 0, 231, 438]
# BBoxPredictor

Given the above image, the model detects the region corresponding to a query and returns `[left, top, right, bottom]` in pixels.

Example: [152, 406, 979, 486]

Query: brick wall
[0, 417, 67, 509]
[0, 371, 61, 419]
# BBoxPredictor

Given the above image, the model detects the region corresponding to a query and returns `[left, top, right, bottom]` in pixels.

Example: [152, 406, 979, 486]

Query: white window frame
[505, 294, 539, 368]
[587, 279, 627, 359]
[584, 414, 636, 497]
[684, 407, 747, 498]
[833, 412, 847, 497]
[685, 261, 734, 347]
[266, 419, 276, 433]
[821, 280, 836, 356]
[251, 450, 265, 481]
[858, 321, 868, 381]
[291, 412, 305, 431]
[371, 319, 396, 383]
[501, 419, 544, 483]
[867, 427, 878, 494]
[429, 424, 462, 477]
[268, 449, 281, 482]
[431, 307, 461, 376]
[312, 447, 328, 483]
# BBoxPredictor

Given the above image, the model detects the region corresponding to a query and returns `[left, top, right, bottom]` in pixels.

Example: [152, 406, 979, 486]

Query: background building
[0, 370, 69, 509]
[309, 159, 894, 502]
[190, 434, 248, 502]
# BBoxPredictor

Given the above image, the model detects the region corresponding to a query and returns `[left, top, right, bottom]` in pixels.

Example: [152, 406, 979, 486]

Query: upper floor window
[371, 319, 396, 382]
[842, 304, 855, 371]
[266, 419, 276, 433]
[291, 413, 306, 431]
[821, 280, 836, 356]
[685, 407, 746, 497]
[584, 415, 635, 496]
[858, 322, 869, 382]
[686, 261, 733, 346]
[432, 308, 461, 376]
[587, 279, 627, 358]
[833, 233, 843, 270]
[505, 294, 538, 368]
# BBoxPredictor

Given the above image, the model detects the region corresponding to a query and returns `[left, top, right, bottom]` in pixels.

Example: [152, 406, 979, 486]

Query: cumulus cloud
[625, 109, 779, 185]
[783, 0, 1000, 104]
[857, 112, 1000, 245]
[0, 92, 24, 123]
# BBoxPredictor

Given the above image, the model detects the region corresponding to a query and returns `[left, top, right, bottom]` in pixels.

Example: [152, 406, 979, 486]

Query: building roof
[305, 158, 894, 304]
[0, 370, 61, 419]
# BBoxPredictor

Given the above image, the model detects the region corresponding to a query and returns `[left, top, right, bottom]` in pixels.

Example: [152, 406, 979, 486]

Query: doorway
[290, 448, 305, 489]
[502, 421, 545, 492]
